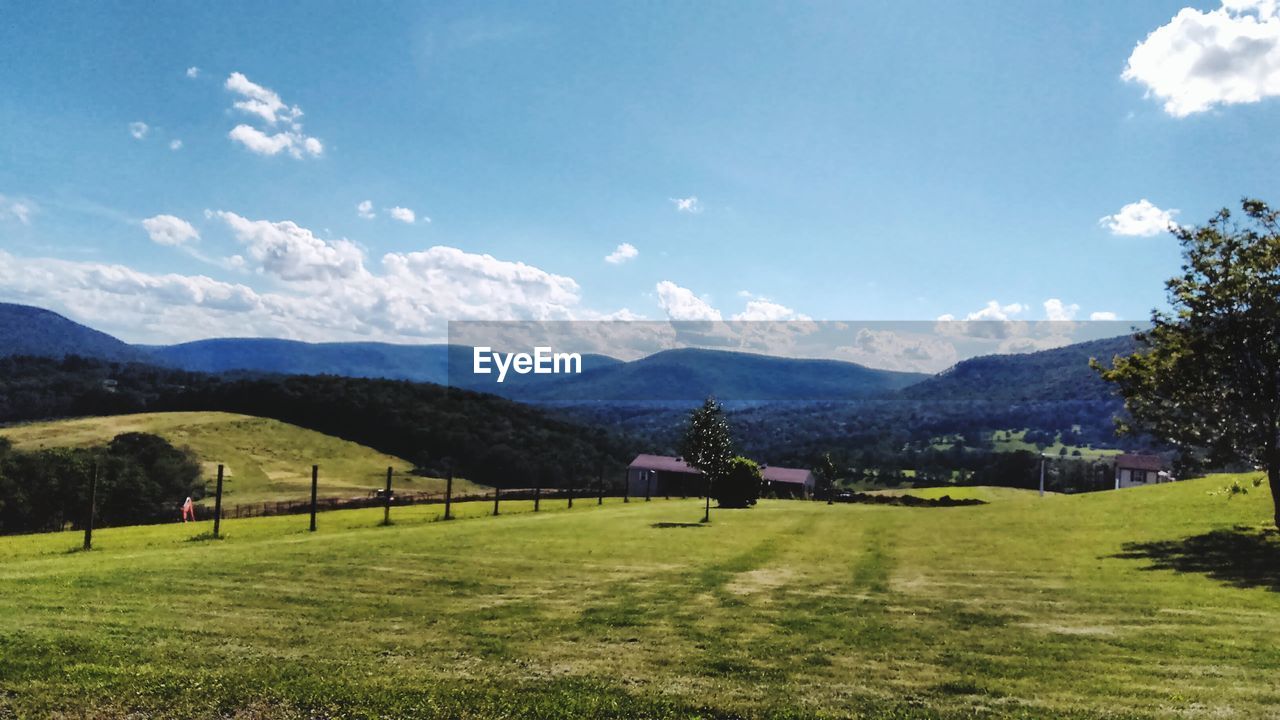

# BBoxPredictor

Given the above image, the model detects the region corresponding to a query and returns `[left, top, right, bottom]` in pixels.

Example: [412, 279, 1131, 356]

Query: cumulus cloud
[142, 214, 200, 247]
[224, 72, 323, 159]
[936, 300, 1027, 339]
[670, 196, 701, 213]
[169, 139, 183, 151]
[835, 329, 959, 373]
[186, 66, 200, 78]
[655, 281, 721, 321]
[1043, 298, 1080, 322]
[731, 298, 811, 322]
[1124, 1, 1280, 117]
[387, 206, 416, 224]
[604, 242, 639, 264]
[0, 210, 585, 344]
[212, 210, 363, 282]
[1090, 311, 1120, 321]
[0, 195, 34, 225]
[129, 121, 149, 140]
[1100, 199, 1179, 237]
[357, 200, 375, 219]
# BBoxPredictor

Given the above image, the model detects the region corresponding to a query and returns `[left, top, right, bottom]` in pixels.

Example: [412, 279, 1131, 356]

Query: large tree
[679, 396, 735, 494]
[1095, 199, 1280, 527]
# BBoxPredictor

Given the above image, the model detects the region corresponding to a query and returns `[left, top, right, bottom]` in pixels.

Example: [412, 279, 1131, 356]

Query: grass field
[0, 412, 483, 506]
[1, 476, 1278, 718]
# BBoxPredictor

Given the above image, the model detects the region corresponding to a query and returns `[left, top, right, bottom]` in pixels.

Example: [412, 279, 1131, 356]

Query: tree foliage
[1094, 198, 1280, 526]
[678, 397, 735, 492]
[714, 456, 762, 508]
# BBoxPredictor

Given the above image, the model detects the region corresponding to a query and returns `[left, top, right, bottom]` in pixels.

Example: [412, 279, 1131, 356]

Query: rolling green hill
[0, 412, 481, 506]
[0, 474, 1276, 718]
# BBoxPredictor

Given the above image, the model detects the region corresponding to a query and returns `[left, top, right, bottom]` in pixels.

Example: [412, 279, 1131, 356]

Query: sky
[3, 1, 1280, 365]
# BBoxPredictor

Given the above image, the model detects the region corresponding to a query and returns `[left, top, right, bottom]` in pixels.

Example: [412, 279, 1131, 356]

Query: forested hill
[0, 303, 148, 363]
[0, 356, 631, 488]
[902, 335, 1139, 404]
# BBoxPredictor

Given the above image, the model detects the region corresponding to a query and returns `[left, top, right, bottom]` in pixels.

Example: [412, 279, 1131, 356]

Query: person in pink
[181, 497, 195, 523]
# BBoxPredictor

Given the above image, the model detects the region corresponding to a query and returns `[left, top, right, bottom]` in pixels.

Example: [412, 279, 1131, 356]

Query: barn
[626, 454, 815, 499]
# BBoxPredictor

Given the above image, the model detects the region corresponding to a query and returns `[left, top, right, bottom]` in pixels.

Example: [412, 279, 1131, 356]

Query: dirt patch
[726, 567, 795, 597]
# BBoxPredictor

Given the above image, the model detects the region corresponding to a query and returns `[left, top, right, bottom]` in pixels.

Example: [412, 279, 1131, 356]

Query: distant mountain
[144, 338, 455, 383]
[488, 347, 928, 403]
[0, 303, 148, 363]
[902, 334, 1140, 404]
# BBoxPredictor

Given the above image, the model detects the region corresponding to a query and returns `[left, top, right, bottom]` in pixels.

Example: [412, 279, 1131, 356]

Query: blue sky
[2, 1, 1279, 359]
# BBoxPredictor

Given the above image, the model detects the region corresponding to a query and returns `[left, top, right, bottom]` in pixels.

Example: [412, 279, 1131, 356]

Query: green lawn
[0, 412, 483, 506]
[1, 477, 1278, 718]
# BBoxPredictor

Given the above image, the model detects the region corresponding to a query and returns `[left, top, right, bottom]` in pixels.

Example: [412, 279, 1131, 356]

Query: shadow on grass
[651, 522, 705, 529]
[1112, 526, 1280, 591]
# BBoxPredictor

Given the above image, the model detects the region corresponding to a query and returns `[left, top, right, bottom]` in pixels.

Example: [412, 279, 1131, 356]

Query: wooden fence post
[623, 470, 629, 503]
[492, 486, 500, 516]
[83, 460, 98, 551]
[567, 473, 574, 509]
[597, 469, 604, 505]
[645, 470, 652, 502]
[444, 472, 453, 520]
[309, 465, 318, 532]
[213, 464, 224, 538]
[534, 476, 541, 512]
[383, 466, 393, 525]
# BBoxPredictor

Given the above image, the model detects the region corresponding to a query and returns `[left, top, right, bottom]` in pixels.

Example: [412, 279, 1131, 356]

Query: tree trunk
[1269, 458, 1280, 529]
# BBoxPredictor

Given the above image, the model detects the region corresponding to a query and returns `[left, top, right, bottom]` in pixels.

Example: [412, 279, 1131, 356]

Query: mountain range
[0, 302, 1134, 406]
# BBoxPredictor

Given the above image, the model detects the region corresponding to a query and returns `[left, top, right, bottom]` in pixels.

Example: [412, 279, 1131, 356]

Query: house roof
[762, 466, 813, 485]
[629, 454, 700, 475]
[628, 454, 813, 485]
[1115, 453, 1165, 471]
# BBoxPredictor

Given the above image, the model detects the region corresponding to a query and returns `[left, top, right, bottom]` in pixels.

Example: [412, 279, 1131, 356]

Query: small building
[1114, 454, 1173, 489]
[761, 465, 816, 499]
[627, 454, 702, 497]
[627, 454, 815, 499]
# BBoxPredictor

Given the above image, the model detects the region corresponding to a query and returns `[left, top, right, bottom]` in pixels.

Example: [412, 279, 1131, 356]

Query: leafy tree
[1094, 199, 1280, 527]
[714, 456, 762, 508]
[678, 396, 735, 496]
[814, 452, 840, 501]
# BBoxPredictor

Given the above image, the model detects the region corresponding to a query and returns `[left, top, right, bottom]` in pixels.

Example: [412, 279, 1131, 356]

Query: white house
[1114, 454, 1173, 489]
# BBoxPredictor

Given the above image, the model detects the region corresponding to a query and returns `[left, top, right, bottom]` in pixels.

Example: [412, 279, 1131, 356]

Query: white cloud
[142, 214, 200, 247]
[1043, 298, 1080, 322]
[1090, 311, 1120, 321]
[1124, 1, 1280, 117]
[129, 122, 149, 140]
[357, 200, 375, 219]
[1100, 199, 1178, 237]
[835, 329, 959, 373]
[0, 195, 34, 225]
[670, 196, 702, 213]
[0, 209, 585, 344]
[212, 211, 364, 282]
[186, 66, 200, 78]
[604, 242, 639, 264]
[225, 72, 299, 124]
[169, 139, 183, 151]
[655, 280, 721, 321]
[936, 300, 1027, 339]
[731, 298, 811, 322]
[387, 206, 416, 224]
[228, 125, 323, 159]
[224, 72, 322, 159]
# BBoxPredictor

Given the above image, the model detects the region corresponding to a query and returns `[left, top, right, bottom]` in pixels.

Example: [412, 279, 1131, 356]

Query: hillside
[0, 303, 147, 363]
[0, 476, 1276, 718]
[144, 338, 454, 383]
[0, 411, 479, 506]
[903, 334, 1138, 404]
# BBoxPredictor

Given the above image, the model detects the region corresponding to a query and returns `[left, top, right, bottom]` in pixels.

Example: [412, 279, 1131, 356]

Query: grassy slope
[1, 477, 1278, 718]
[0, 412, 481, 506]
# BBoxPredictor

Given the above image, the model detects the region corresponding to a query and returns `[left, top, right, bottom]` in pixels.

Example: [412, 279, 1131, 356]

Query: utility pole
[83, 460, 99, 551]
[213, 464, 224, 538]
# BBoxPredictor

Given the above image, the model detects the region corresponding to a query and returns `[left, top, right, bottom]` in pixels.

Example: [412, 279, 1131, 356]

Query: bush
[714, 456, 762, 508]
